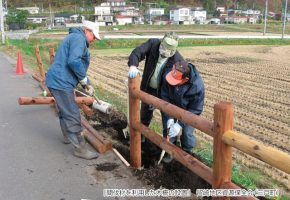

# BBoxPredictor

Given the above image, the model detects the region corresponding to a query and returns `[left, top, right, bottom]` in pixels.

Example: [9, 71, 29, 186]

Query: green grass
[101, 23, 290, 34]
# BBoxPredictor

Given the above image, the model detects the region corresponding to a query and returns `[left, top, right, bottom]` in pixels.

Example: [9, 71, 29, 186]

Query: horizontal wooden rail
[131, 89, 214, 137]
[133, 122, 213, 184]
[18, 96, 95, 105]
[223, 130, 290, 174]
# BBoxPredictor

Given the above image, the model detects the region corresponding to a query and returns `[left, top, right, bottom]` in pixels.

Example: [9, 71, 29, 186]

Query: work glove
[128, 66, 140, 79]
[79, 76, 89, 86]
[167, 118, 174, 129]
[168, 121, 182, 138]
[85, 85, 95, 96]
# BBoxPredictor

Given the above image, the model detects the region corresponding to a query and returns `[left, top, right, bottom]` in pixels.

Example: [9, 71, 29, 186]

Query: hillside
[7, 0, 283, 13]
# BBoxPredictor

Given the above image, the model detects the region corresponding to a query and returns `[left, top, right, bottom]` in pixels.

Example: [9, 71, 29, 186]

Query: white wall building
[191, 8, 207, 23]
[170, 7, 192, 24]
[115, 15, 133, 25]
[69, 14, 85, 22]
[95, 6, 111, 15]
[145, 8, 165, 22]
[216, 7, 225, 13]
[17, 7, 40, 14]
[242, 9, 261, 16]
[27, 16, 47, 24]
[94, 6, 113, 26]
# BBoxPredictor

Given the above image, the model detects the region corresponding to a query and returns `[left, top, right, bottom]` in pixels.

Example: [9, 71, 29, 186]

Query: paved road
[0, 52, 163, 200]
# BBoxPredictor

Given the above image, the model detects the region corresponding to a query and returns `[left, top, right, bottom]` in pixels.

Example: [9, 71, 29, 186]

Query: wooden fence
[128, 75, 290, 200]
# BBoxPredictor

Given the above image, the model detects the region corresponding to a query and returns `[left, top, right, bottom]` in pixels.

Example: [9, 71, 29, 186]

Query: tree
[6, 8, 29, 30]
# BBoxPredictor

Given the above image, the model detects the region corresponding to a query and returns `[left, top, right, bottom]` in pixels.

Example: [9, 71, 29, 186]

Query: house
[115, 15, 133, 25]
[69, 14, 85, 23]
[209, 18, 220, 24]
[54, 13, 74, 26]
[152, 15, 170, 25]
[119, 8, 139, 17]
[170, 7, 192, 24]
[94, 6, 114, 26]
[17, 7, 40, 14]
[242, 9, 261, 16]
[145, 8, 165, 22]
[216, 7, 225, 13]
[191, 7, 207, 24]
[225, 16, 247, 24]
[247, 17, 258, 24]
[227, 9, 242, 16]
[101, 0, 126, 12]
[104, 0, 126, 7]
[27, 16, 47, 24]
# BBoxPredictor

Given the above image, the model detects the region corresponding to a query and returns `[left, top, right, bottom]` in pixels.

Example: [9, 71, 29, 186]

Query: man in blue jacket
[160, 60, 205, 163]
[46, 20, 101, 160]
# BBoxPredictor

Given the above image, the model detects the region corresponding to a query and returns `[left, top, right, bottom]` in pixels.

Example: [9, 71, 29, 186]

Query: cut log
[18, 96, 95, 105]
[81, 116, 112, 152]
[82, 129, 108, 153]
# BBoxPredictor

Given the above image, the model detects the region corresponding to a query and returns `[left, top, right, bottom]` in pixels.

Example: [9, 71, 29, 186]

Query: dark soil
[95, 162, 120, 171]
[89, 108, 127, 131]
[90, 120, 212, 198]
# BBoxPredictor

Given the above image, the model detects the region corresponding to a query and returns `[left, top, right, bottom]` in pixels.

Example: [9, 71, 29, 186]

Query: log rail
[129, 75, 290, 199]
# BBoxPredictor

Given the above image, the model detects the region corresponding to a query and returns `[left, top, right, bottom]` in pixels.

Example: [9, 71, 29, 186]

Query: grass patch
[92, 38, 290, 49]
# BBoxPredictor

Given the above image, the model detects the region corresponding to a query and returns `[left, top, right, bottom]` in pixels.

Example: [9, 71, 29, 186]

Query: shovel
[157, 136, 169, 165]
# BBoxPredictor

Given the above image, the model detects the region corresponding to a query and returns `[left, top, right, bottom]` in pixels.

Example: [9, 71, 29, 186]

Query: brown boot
[73, 132, 99, 160]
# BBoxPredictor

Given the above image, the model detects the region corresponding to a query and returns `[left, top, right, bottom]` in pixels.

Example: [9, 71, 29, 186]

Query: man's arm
[128, 39, 157, 67]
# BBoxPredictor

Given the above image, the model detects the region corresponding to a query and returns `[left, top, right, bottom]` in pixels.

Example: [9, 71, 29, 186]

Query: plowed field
[88, 45, 290, 189]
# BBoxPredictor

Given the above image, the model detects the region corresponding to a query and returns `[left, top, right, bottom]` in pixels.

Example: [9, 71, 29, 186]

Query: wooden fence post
[34, 45, 45, 80]
[129, 75, 141, 169]
[49, 48, 54, 64]
[213, 101, 233, 199]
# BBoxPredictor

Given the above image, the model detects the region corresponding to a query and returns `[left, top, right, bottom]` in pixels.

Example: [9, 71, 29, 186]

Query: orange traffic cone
[16, 52, 25, 75]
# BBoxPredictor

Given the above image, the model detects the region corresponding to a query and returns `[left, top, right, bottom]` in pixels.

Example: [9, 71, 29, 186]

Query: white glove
[128, 66, 140, 79]
[167, 118, 174, 129]
[85, 85, 95, 96]
[168, 122, 182, 138]
[79, 76, 88, 86]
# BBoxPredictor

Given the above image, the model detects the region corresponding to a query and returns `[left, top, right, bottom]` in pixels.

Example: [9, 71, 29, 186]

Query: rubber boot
[62, 131, 71, 144]
[73, 133, 99, 160]
[60, 121, 71, 144]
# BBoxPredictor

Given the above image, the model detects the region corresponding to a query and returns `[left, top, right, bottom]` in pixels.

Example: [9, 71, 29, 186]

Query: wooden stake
[49, 48, 54, 64]
[34, 46, 45, 80]
[213, 102, 233, 200]
[129, 75, 141, 169]
[112, 148, 130, 167]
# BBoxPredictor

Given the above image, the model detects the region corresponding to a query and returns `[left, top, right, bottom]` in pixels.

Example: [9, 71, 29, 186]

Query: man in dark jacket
[160, 60, 205, 163]
[127, 32, 184, 129]
[46, 20, 101, 160]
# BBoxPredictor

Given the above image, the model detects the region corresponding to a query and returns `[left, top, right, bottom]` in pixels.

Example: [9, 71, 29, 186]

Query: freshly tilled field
[88, 45, 290, 189]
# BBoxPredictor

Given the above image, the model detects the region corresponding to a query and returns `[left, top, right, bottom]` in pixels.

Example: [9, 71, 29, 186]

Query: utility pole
[0, 0, 5, 45]
[49, 2, 54, 28]
[263, 0, 268, 36]
[282, 0, 288, 39]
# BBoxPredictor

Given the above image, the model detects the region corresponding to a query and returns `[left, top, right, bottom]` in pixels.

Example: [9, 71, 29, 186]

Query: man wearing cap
[160, 60, 205, 163]
[127, 32, 184, 133]
[46, 20, 101, 159]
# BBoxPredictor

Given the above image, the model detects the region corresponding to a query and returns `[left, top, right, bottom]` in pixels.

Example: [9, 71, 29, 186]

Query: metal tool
[157, 136, 169, 165]
[75, 89, 112, 114]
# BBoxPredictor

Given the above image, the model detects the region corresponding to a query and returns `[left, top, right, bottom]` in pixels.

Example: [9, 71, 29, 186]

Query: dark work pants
[140, 87, 157, 126]
[49, 88, 82, 137]
[140, 87, 161, 160]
